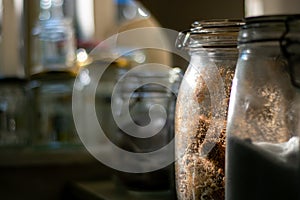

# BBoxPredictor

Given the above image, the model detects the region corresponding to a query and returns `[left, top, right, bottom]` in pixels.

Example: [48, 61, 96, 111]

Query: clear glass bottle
[175, 19, 242, 200]
[226, 15, 300, 200]
[31, 0, 76, 74]
[29, 0, 79, 148]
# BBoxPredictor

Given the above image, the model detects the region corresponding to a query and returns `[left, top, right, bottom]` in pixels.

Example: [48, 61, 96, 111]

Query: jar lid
[245, 0, 300, 18]
[176, 19, 243, 50]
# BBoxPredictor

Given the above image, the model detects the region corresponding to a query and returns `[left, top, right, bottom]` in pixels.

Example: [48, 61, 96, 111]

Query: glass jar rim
[191, 19, 244, 31]
[239, 15, 300, 44]
[176, 19, 244, 50]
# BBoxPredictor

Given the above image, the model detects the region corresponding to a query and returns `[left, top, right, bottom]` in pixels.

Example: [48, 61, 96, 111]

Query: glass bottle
[226, 15, 300, 200]
[29, 0, 79, 148]
[31, 0, 76, 74]
[175, 19, 242, 200]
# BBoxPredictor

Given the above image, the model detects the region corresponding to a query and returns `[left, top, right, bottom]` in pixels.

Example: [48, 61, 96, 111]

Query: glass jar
[29, 0, 80, 148]
[112, 66, 182, 191]
[0, 78, 29, 147]
[29, 71, 80, 148]
[175, 19, 242, 200]
[226, 15, 300, 200]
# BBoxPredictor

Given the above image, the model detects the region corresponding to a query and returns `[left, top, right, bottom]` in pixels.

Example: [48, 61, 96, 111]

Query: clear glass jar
[112, 66, 182, 191]
[175, 19, 242, 200]
[29, 0, 80, 148]
[29, 71, 80, 148]
[0, 78, 29, 147]
[226, 15, 300, 200]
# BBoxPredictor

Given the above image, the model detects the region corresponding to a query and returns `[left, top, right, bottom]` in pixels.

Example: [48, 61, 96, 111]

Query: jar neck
[239, 15, 300, 88]
[189, 48, 238, 60]
[238, 15, 300, 44]
[177, 19, 243, 50]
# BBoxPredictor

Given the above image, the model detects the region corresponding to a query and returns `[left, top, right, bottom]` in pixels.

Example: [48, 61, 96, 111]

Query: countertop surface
[69, 180, 175, 200]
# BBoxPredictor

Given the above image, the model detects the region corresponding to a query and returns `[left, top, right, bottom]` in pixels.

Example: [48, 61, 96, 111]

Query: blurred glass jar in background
[0, 0, 29, 147]
[0, 79, 29, 147]
[72, 0, 173, 149]
[112, 66, 182, 191]
[29, 0, 80, 148]
[175, 20, 242, 200]
[29, 72, 79, 147]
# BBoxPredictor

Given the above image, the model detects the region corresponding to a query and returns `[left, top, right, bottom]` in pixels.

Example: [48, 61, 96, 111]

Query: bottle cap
[245, 0, 300, 18]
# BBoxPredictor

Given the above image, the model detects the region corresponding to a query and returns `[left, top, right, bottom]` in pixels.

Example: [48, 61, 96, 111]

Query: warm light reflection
[76, 48, 92, 67]
[132, 51, 146, 63]
[227, 76, 238, 123]
[76, 48, 89, 63]
[137, 7, 148, 17]
[185, 55, 201, 89]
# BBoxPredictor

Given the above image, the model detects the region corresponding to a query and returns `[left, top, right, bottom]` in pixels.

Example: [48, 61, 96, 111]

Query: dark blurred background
[138, 0, 244, 30]
[0, 0, 244, 199]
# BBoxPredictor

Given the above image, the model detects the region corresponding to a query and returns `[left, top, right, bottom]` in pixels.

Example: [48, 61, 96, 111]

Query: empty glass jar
[175, 19, 242, 200]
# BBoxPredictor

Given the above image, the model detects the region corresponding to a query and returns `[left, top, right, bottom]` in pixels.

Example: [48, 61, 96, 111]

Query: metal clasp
[280, 16, 300, 88]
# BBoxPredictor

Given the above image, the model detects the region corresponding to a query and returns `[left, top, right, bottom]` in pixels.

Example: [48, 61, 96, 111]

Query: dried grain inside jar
[174, 19, 242, 200]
